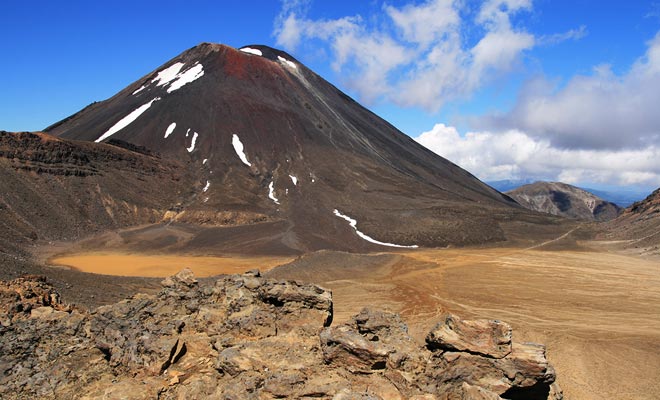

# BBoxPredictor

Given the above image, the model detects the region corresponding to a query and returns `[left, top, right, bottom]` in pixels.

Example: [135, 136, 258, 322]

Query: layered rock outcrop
[0, 271, 561, 399]
[0, 131, 193, 254]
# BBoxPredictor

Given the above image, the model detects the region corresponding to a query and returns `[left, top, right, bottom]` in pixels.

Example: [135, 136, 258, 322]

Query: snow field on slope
[232, 134, 251, 166]
[333, 209, 418, 248]
[277, 56, 297, 69]
[95, 97, 161, 142]
[187, 132, 199, 152]
[240, 47, 262, 56]
[164, 122, 176, 138]
[268, 181, 280, 205]
[167, 63, 204, 93]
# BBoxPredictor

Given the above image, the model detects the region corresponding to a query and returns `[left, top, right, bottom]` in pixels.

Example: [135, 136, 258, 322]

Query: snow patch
[132, 85, 147, 95]
[152, 62, 185, 87]
[187, 132, 199, 152]
[240, 47, 262, 56]
[167, 63, 204, 93]
[277, 56, 297, 69]
[95, 97, 161, 143]
[232, 134, 251, 166]
[203, 180, 210, 192]
[289, 175, 298, 185]
[147, 62, 204, 93]
[268, 181, 280, 205]
[333, 209, 419, 249]
[164, 122, 176, 138]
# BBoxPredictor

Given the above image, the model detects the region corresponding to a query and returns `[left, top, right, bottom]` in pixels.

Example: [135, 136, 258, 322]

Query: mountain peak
[43, 42, 531, 252]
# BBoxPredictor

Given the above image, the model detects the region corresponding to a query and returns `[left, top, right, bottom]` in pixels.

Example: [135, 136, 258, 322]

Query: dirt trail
[524, 227, 579, 250]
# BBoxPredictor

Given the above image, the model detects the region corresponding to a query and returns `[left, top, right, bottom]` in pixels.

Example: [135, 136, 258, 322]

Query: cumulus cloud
[480, 31, 660, 150]
[384, 0, 458, 48]
[416, 123, 660, 186]
[273, 0, 537, 111]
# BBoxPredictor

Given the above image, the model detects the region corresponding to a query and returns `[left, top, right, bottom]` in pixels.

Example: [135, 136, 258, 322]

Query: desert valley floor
[29, 222, 659, 400]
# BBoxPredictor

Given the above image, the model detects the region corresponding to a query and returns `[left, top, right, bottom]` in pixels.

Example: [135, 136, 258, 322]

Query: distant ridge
[506, 181, 622, 221]
[488, 179, 649, 207]
[605, 187, 660, 252]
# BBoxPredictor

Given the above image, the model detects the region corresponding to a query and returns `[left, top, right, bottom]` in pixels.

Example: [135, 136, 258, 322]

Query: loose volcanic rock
[0, 275, 70, 324]
[0, 271, 561, 399]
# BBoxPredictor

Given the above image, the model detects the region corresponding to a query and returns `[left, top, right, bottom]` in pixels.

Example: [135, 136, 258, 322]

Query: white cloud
[469, 29, 534, 88]
[416, 123, 660, 186]
[537, 25, 587, 45]
[476, 0, 532, 29]
[482, 31, 660, 150]
[275, 13, 304, 50]
[273, 0, 536, 111]
[384, 0, 458, 48]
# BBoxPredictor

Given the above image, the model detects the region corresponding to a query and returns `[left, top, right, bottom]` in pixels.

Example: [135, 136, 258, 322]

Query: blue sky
[2, 1, 659, 191]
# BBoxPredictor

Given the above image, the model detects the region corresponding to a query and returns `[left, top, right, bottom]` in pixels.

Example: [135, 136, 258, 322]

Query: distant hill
[606, 187, 660, 250]
[506, 181, 622, 221]
[488, 180, 650, 207]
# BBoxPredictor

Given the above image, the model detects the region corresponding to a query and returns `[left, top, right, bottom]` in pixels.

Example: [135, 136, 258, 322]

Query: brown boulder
[426, 314, 512, 358]
[320, 324, 391, 372]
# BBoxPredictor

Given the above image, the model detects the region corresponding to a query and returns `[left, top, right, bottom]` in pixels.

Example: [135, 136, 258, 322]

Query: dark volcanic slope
[0, 131, 194, 255]
[46, 43, 529, 251]
[507, 181, 622, 222]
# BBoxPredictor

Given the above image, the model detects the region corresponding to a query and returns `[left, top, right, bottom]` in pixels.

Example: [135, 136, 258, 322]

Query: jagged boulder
[320, 324, 392, 372]
[422, 315, 559, 399]
[0, 271, 561, 400]
[426, 314, 512, 358]
[0, 275, 69, 324]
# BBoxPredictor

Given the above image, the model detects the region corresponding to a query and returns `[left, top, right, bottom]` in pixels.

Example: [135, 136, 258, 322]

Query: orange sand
[49, 252, 295, 277]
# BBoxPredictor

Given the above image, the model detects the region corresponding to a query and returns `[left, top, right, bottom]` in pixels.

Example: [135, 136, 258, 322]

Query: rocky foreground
[0, 271, 561, 399]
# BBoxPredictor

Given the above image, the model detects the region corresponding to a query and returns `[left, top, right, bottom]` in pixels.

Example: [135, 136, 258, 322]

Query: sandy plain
[267, 246, 660, 400]
[46, 239, 660, 400]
